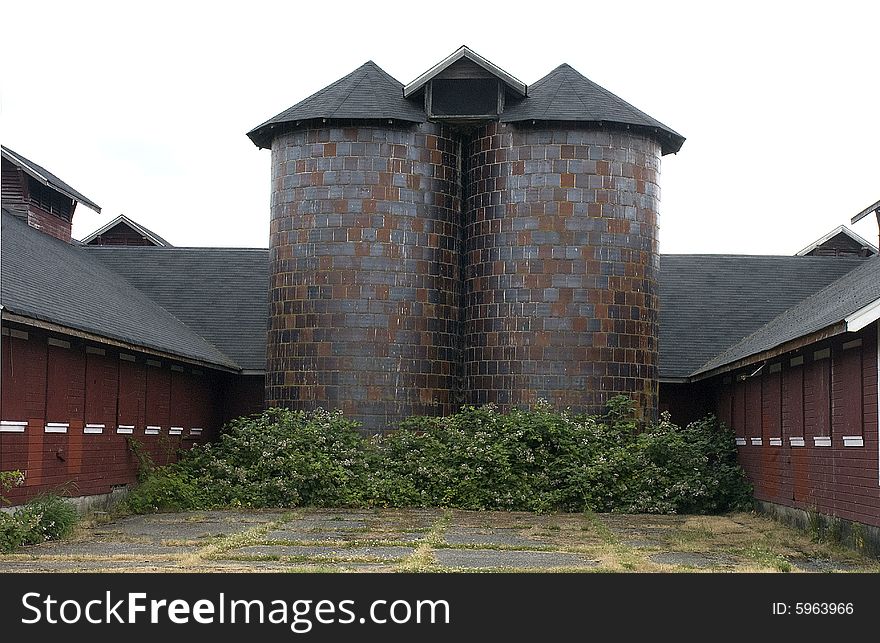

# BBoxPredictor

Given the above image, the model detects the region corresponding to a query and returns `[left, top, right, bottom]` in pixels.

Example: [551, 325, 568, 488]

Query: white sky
[2, 0, 878, 254]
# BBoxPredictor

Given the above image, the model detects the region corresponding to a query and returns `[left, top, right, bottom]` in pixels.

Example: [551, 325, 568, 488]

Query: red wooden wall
[0, 323, 225, 505]
[714, 323, 879, 528]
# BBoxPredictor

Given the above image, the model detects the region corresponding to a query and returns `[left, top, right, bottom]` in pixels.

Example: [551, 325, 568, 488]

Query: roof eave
[1, 147, 102, 213]
[851, 198, 880, 225]
[688, 322, 849, 382]
[0, 310, 240, 373]
[403, 46, 527, 98]
[497, 116, 685, 154]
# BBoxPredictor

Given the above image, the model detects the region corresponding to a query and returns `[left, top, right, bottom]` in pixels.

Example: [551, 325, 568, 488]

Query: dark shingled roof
[695, 257, 880, 376]
[0, 211, 238, 369]
[1, 145, 101, 213]
[85, 246, 269, 371]
[501, 64, 685, 155]
[658, 255, 867, 380]
[247, 61, 425, 148]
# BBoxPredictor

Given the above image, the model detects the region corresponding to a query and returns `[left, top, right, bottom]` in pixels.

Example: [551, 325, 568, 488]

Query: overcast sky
[2, 1, 878, 254]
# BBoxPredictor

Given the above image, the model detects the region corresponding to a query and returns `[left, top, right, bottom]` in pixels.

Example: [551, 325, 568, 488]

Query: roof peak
[403, 46, 526, 98]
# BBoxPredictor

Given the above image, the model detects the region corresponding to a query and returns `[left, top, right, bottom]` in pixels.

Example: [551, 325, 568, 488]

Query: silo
[463, 121, 663, 418]
[249, 63, 461, 433]
[249, 49, 684, 425]
[461, 63, 682, 420]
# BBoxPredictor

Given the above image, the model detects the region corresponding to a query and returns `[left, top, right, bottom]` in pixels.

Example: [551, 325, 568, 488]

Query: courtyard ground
[0, 508, 876, 573]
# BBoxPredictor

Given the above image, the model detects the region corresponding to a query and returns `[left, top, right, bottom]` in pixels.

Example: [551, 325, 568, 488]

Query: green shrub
[1, 494, 79, 552]
[126, 399, 753, 516]
[0, 511, 29, 553]
[124, 467, 205, 513]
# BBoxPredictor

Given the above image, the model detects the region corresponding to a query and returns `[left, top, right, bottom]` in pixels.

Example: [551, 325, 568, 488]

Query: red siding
[0, 324, 229, 505]
[713, 324, 880, 528]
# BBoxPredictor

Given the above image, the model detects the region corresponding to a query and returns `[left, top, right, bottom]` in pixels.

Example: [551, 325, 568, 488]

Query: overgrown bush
[0, 494, 78, 553]
[125, 399, 753, 515]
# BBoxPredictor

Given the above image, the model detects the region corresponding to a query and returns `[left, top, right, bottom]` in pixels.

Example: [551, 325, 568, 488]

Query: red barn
[1, 146, 264, 507]
[659, 250, 880, 543]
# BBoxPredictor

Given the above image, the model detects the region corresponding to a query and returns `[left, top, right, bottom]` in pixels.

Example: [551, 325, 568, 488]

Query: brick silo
[249, 63, 462, 433]
[463, 120, 663, 418]
[458, 61, 682, 420]
[249, 48, 684, 426]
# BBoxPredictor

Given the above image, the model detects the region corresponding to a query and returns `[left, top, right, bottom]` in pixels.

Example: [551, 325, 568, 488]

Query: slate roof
[85, 246, 269, 371]
[81, 214, 172, 247]
[0, 211, 238, 369]
[247, 61, 425, 148]
[247, 51, 683, 155]
[1, 146, 101, 213]
[694, 256, 880, 376]
[658, 255, 866, 380]
[501, 64, 685, 155]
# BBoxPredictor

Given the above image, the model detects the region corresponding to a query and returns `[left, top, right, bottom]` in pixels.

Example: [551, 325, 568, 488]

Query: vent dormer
[404, 46, 526, 123]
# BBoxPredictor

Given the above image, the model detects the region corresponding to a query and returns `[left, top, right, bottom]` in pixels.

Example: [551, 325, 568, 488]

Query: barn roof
[0, 211, 239, 370]
[247, 61, 426, 149]
[1, 145, 102, 213]
[658, 254, 867, 380]
[693, 256, 880, 377]
[500, 64, 685, 155]
[85, 245, 268, 372]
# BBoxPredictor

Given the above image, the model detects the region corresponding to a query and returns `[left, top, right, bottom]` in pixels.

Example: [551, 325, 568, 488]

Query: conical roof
[501, 64, 684, 154]
[247, 61, 425, 148]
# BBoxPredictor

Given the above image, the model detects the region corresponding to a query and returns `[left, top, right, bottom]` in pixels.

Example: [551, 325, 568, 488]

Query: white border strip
[814, 436, 831, 447]
[190, 428, 203, 436]
[735, 437, 747, 446]
[145, 426, 160, 435]
[169, 427, 183, 435]
[0, 420, 27, 433]
[45, 422, 69, 433]
[47, 338, 70, 349]
[789, 437, 805, 447]
[84, 423, 105, 434]
[842, 436, 864, 447]
[750, 437, 763, 446]
[769, 437, 782, 446]
[117, 425, 134, 435]
[845, 297, 880, 332]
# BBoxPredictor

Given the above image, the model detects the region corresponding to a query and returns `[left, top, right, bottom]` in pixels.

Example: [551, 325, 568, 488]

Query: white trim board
[0, 420, 27, 433]
[45, 422, 69, 434]
[116, 425, 134, 435]
[846, 297, 880, 333]
[84, 424, 105, 434]
[789, 437, 805, 447]
[813, 436, 832, 447]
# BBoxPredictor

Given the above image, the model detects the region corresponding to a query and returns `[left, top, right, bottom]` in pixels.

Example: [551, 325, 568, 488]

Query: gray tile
[226, 545, 414, 560]
[434, 549, 598, 569]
